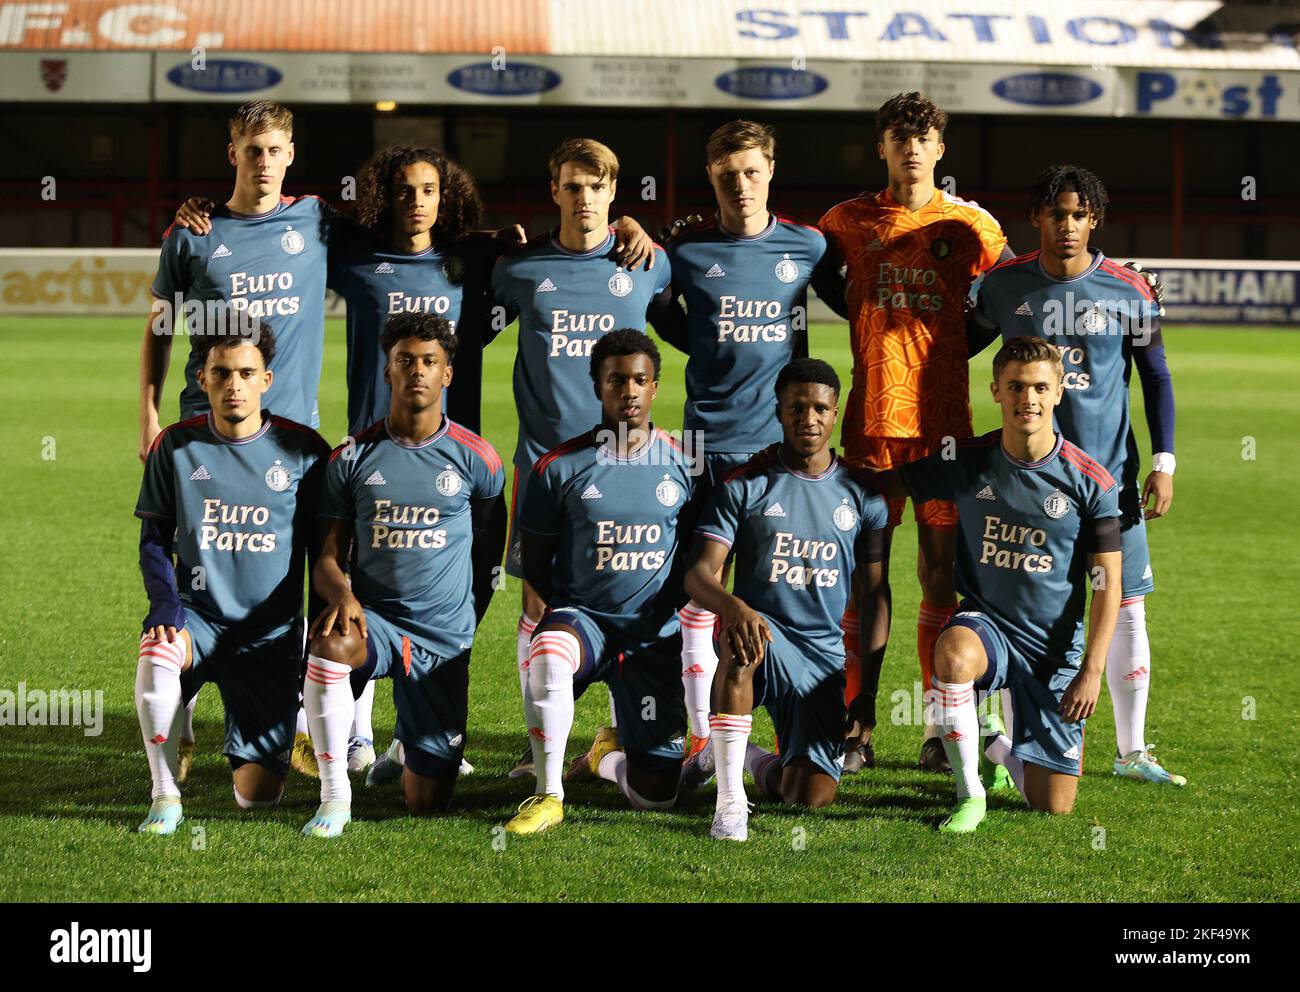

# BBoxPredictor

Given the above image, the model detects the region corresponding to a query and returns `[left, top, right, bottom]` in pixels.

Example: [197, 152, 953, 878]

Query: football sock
[135, 634, 185, 801]
[525, 629, 579, 801]
[841, 609, 861, 706]
[596, 750, 678, 811]
[516, 614, 537, 699]
[934, 678, 984, 800]
[710, 713, 752, 807]
[1107, 599, 1151, 756]
[295, 706, 309, 738]
[918, 602, 956, 739]
[679, 602, 718, 739]
[351, 679, 375, 741]
[304, 655, 353, 806]
[745, 742, 782, 801]
[181, 694, 196, 742]
[233, 785, 283, 810]
[982, 730, 1026, 800]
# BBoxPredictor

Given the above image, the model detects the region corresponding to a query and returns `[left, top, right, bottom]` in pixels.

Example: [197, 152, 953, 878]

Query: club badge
[1044, 489, 1071, 519]
[774, 253, 799, 284]
[608, 268, 633, 298]
[436, 468, 463, 497]
[655, 475, 680, 507]
[265, 459, 291, 492]
[281, 226, 305, 255]
[833, 499, 856, 531]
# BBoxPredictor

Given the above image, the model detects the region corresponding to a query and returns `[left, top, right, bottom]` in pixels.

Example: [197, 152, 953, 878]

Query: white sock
[181, 693, 196, 742]
[598, 750, 676, 810]
[608, 688, 618, 729]
[1107, 599, 1151, 756]
[1000, 688, 1015, 742]
[934, 679, 984, 800]
[982, 731, 1027, 800]
[525, 630, 579, 801]
[352, 679, 375, 741]
[233, 784, 282, 809]
[744, 742, 782, 798]
[295, 705, 309, 738]
[304, 655, 354, 806]
[517, 614, 537, 700]
[679, 602, 718, 739]
[135, 635, 185, 801]
[709, 713, 751, 807]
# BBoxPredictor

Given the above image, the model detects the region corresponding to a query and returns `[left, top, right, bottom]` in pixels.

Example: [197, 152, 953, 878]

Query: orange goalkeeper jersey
[819, 188, 1007, 444]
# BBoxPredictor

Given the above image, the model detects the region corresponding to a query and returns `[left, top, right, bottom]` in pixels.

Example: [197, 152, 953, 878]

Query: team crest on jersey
[774, 254, 799, 284]
[442, 255, 465, 283]
[655, 475, 680, 507]
[608, 268, 634, 298]
[1080, 302, 1108, 333]
[1044, 489, 1071, 519]
[280, 226, 305, 255]
[265, 459, 292, 492]
[930, 237, 951, 260]
[833, 498, 856, 531]
[436, 468, 462, 497]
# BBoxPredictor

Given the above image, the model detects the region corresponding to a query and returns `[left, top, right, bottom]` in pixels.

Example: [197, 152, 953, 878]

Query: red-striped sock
[709, 712, 752, 806]
[918, 601, 956, 737]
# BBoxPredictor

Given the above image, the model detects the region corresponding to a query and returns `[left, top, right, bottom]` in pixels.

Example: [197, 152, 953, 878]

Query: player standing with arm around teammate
[872, 337, 1122, 832]
[302, 312, 506, 837]
[684, 359, 889, 841]
[503, 330, 693, 835]
[134, 315, 330, 834]
[968, 166, 1183, 786]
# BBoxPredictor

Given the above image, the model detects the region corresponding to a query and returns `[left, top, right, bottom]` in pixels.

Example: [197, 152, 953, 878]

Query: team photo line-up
[133, 91, 1181, 842]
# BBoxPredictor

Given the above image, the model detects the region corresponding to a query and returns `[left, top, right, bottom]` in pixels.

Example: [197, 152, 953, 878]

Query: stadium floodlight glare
[375, 100, 398, 112]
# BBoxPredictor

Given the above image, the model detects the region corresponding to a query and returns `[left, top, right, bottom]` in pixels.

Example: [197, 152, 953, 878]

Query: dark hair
[356, 146, 484, 248]
[589, 329, 660, 386]
[1029, 165, 1108, 228]
[379, 312, 458, 362]
[775, 357, 840, 399]
[992, 336, 1063, 382]
[876, 91, 948, 142]
[194, 304, 275, 368]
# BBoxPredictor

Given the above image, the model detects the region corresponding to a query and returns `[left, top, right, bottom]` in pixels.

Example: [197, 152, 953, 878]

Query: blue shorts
[180, 612, 303, 777]
[541, 607, 687, 776]
[1119, 486, 1154, 598]
[945, 606, 1086, 777]
[360, 609, 469, 780]
[751, 618, 846, 781]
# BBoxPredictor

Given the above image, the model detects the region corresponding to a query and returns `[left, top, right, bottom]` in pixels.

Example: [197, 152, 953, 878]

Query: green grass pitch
[1, 317, 1296, 902]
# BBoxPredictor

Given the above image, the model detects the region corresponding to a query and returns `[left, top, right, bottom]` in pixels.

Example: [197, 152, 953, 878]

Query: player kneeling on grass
[134, 315, 330, 835]
[683, 359, 889, 841]
[873, 336, 1122, 832]
[304, 311, 507, 838]
[505, 329, 695, 834]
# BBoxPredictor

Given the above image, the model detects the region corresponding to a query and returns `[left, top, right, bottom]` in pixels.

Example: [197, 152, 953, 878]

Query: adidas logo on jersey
[374, 262, 395, 274]
[189, 465, 212, 481]
[1015, 301, 1034, 316]
[536, 277, 557, 293]
[1063, 744, 1081, 760]
[764, 502, 786, 517]
[867, 237, 884, 251]
[364, 471, 387, 486]
[977, 485, 996, 500]
[580, 485, 603, 500]
[705, 263, 726, 278]
[211, 244, 231, 259]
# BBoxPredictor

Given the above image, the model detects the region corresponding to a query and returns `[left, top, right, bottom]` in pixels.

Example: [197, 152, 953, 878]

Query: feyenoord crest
[280, 227, 305, 255]
[436, 468, 463, 497]
[1080, 302, 1108, 332]
[930, 237, 951, 260]
[443, 255, 465, 283]
[655, 474, 680, 507]
[1044, 489, 1071, 519]
[608, 268, 633, 298]
[40, 59, 68, 93]
[774, 253, 799, 284]
[833, 499, 856, 531]
[265, 459, 292, 492]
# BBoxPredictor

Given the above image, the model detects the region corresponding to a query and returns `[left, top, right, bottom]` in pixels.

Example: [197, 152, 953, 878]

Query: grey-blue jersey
[520, 427, 693, 642]
[696, 452, 887, 659]
[136, 412, 330, 632]
[902, 431, 1120, 665]
[319, 417, 505, 660]
[974, 250, 1161, 487]
[152, 195, 331, 427]
[491, 230, 672, 470]
[666, 214, 825, 454]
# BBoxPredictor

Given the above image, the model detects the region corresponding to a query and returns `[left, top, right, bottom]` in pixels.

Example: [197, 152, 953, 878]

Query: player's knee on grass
[932, 626, 986, 684]
[780, 758, 837, 808]
[1023, 762, 1077, 815]
[231, 759, 285, 808]
[625, 757, 679, 809]
[401, 766, 455, 816]
[309, 625, 368, 669]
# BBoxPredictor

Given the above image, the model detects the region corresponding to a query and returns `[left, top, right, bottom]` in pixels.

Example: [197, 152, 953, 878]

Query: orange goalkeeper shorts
[844, 435, 959, 529]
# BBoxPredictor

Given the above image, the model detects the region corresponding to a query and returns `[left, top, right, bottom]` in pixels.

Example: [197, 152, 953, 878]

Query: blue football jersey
[491, 230, 672, 471]
[318, 417, 505, 660]
[136, 412, 330, 633]
[974, 250, 1161, 487]
[666, 214, 826, 454]
[520, 427, 693, 642]
[152, 195, 331, 428]
[902, 431, 1120, 666]
[695, 452, 887, 659]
